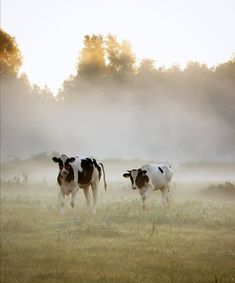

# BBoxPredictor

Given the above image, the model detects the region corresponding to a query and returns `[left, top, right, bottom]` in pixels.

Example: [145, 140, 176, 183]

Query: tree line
[1, 28, 234, 100]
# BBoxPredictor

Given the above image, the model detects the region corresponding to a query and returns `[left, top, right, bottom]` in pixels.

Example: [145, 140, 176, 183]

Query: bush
[203, 182, 235, 198]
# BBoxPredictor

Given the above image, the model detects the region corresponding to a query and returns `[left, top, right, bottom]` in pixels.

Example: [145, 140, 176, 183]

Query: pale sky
[2, 0, 235, 93]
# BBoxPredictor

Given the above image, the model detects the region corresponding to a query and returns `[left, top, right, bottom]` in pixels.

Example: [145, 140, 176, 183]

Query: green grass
[1, 183, 235, 283]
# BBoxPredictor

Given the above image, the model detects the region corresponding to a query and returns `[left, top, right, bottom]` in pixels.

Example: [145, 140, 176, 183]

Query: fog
[1, 73, 235, 164]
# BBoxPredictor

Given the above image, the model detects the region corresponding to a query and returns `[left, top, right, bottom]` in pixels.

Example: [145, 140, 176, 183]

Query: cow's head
[123, 168, 149, 189]
[52, 154, 75, 178]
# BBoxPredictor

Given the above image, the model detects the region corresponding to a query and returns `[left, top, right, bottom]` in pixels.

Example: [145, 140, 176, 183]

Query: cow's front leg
[140, 184, 154, 210]
[59, 188, 65, 215]
[71, 187, 77, 209]
[142, 195, 147, 210]
[160, 186, 169, 207]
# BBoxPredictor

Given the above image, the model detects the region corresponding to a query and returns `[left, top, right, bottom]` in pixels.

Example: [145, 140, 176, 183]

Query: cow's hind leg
[166, 183, 171, 205]
[91, 181, 99, 214]
[83, 187, 92, 211]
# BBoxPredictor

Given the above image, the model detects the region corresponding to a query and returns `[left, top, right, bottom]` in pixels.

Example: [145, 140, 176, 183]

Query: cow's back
[70, 157, 100, 186]
[142, 163, 173, 189]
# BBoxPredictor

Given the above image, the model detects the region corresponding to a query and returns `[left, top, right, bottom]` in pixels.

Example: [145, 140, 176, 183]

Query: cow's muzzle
[61, 169, 69, 176]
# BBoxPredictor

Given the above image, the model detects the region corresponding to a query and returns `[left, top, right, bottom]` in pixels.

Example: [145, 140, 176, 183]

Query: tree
[183, 61, 211, 86]
[118, 40, 136, 75]
[77, 35, 106, 78]
[0, 29, 22, 77]
[184, 61, 210, 75]
[105, 34, 120, 75]
[215, 55, 235, 82]
[106, 34, 136, 79]
[138, 58, 156, 74]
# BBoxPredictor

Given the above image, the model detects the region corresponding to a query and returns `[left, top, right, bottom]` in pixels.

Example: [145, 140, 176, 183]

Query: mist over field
[1, 30, 235, 163]
[1, 63, 235, 163]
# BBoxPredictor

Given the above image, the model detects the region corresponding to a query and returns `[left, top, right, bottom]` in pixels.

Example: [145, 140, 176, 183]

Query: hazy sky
[2, 0, 235, 92]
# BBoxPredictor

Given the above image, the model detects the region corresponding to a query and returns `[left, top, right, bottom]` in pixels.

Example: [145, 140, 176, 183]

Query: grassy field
[1, 181, 235, 283]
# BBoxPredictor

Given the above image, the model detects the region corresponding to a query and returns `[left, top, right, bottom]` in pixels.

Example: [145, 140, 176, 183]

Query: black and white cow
[123, 163, 173, 209]
[52, 154, 107, 214]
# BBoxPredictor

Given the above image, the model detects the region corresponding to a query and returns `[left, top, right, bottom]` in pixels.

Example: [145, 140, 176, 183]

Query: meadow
[1, 168, 235, 283]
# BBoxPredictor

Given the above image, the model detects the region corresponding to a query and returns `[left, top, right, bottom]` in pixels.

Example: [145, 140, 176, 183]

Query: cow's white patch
[59, 154, 69, 165]
[70, 157, 83, 184]
[143, 164, 173, 190]
[130, 170, 139, 188]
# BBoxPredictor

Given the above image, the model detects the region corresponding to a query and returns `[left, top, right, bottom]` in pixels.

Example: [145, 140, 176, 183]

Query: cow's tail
[100, 163, 107, 191]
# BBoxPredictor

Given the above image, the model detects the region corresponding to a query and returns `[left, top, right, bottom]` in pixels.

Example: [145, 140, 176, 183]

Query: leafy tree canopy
[0, 29, 22, 77]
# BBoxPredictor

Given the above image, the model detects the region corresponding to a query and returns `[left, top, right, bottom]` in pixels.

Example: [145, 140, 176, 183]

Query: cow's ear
[68, 157, 75, 163]
[52, 157, 59, 163]
[123, 173, 130, 178]
[142, 170, 147, 175]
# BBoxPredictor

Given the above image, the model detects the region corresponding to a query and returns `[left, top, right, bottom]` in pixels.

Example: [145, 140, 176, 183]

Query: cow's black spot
[78, 158, 94, 185]
[158, 167, 164, 174]
[65, 164, 74, 182]
[58, 159, 63, 170]
[93, 159, 101, 180]
[136, 170, 149, 189]
[130, 174, 134, 185]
